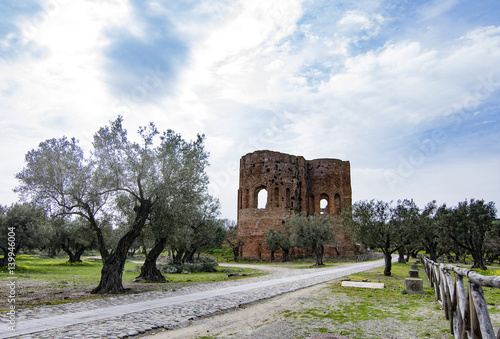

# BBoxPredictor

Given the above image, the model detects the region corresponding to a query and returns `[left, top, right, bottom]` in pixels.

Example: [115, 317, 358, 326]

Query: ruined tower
[237, 150, 353, 259]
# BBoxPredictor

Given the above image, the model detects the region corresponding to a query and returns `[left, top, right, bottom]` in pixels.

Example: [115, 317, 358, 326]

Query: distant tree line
[341, 199, 498, 275]
[265, 213, 337, 266]
[1, 116, 498, 289]
[262, 198, 498, 276]
[0, 116, 226, 294]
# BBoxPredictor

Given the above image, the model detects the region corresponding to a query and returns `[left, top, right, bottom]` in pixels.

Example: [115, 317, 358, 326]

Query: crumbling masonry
[237, 150, 354, 259]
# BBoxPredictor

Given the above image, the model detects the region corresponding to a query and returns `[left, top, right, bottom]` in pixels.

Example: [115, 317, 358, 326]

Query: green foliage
[285, 212, 337, 266]
[225, 220, 244, 262]
[0, 255, 261, 286]
[14, 116, 215, 293]
[0, 203, 48, 266]
[265, 228, 292, 261]
[341, 199, 419, 275]
[438, 199, 497, 269]
[203, 245, 233, 261]
[265, 229, 281, 253]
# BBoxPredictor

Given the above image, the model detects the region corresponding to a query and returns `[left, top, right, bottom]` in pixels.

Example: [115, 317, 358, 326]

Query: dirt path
[140, 280, 328, 339]
[138, 262, 454, 339]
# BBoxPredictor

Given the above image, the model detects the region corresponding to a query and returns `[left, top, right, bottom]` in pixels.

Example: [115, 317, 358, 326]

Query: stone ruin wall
[237, 150, 354, 260]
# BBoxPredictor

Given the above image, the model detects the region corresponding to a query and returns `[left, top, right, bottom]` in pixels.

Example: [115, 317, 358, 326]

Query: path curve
[0, 258, 393, 339]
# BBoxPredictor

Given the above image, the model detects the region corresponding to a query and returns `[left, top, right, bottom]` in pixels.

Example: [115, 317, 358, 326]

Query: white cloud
[1, 1, 499, 221]
[337, 10, 386, 44]
[0, 1, 132, 206]
[283, 25, 500, 162]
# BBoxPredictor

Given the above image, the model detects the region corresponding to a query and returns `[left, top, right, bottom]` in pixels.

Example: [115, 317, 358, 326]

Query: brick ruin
[237, 150, 355, 260]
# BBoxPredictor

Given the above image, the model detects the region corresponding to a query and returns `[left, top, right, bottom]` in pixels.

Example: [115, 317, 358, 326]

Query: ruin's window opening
[256, 188, 268, 209]
[320, 199, 328, 214]
[285, 188, 291, 207]
[274, 187, 279, 207]
[320, 193, 329, 214]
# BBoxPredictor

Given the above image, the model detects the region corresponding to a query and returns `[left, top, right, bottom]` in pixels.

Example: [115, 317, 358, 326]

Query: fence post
[455, 274, 467, 339]
[470, 282, 495, 338]
[469, 281, 481, 339]
[422, 256, 498, 339]
[443, 269, 456, 334]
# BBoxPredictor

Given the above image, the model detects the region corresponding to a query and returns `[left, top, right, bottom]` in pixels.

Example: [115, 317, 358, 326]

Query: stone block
[404, 278, 423, 294]
[341, 281, 385, 289]
[409, 270, 419, 278]
[410, 263, 418, 270]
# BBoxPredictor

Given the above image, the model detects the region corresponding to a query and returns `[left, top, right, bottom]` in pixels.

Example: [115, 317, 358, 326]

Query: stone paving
[0, 260, 386, 339]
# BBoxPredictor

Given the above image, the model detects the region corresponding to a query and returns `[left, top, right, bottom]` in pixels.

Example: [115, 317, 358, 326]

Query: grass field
[2, 254, 500, 338]
[278, 261, 500, 338]
[0, 254, 265, 310]
[0, 254, 264, 284]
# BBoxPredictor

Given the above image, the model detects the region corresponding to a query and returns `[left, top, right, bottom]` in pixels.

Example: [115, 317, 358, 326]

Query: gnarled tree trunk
[314, 244, 324, 266]
[61, 242, 86, 263]
[383, 251, 392, 276]
[92, 200, 152, 294]
[471, 249, 487, 270]
[281, 248, 290, 262]
[136, 237, 167, 282]
[172, 249, 183, 265]
[398, 249, 406, 264]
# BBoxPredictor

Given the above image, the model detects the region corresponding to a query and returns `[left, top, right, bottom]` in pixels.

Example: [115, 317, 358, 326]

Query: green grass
[0, 255, 112, 283]
[0, 254, 265, 285]
[280, 262, 452, 338]
[202, 246, 234, 262]
[279, 261, 500, 338]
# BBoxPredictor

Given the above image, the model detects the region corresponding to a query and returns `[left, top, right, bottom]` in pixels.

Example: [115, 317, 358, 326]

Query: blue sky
[0, 0, 499, 220]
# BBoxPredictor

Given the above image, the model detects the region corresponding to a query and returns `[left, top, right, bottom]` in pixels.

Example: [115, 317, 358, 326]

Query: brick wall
[237, 150, 354, 259]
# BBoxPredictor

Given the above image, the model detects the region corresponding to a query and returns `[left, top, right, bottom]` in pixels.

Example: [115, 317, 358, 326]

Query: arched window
[320, 193, 329, 214]
[255, 186, 268, 209]
[273, 187, 279, 207]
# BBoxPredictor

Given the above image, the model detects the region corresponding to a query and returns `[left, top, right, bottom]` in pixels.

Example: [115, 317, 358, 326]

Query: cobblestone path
[0, 260, 386, 339]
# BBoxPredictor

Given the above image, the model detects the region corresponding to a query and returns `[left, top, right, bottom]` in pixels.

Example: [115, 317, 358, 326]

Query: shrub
[160, 257, 218, 274]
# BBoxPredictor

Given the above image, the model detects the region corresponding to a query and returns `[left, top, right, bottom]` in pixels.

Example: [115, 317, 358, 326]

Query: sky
[1, 0, 499, 221]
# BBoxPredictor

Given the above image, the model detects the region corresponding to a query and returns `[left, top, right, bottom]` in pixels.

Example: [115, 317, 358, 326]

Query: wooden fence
[422, 256, 500, 339]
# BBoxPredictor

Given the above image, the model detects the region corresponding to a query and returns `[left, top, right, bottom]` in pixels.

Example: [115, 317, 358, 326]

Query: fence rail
[422, 256, 500, 339]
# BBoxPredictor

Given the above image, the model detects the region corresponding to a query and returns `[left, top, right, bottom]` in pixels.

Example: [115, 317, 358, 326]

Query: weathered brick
[237, 150, 354, 259]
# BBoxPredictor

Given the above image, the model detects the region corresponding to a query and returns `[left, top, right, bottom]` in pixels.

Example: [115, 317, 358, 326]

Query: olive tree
[225, 220, 244, 262]
[286, 213, 337, 266]
[0, 203, 47, 266]
[16, 116, 209, 293]
[341, 199, 418, 276]
[265, 228, 292, 261]
[439, 199, 497, 270]
[138, 194, 223, 282]
[265, 229, 281, 261]
[168, 196, 224, 265]
[46, 217, 97, 263]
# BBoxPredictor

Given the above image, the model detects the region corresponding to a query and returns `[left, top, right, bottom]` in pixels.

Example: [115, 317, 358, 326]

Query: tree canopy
[437, 199, 497, 269]
[15, 116, 215, 293]
[285, 213, 337, 266]
[341, 199, 418, 276]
